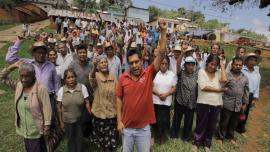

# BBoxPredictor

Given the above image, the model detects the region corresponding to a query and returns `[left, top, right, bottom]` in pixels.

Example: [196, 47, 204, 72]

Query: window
[168, 22, 172, 28]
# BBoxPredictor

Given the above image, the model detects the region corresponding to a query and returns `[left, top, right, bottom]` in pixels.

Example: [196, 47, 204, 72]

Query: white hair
[19, 62, 36, 77]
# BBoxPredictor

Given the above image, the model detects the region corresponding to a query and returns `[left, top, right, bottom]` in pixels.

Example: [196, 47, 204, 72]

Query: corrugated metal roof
[14, 6, 34, 16]
[99, 13, 110, 21]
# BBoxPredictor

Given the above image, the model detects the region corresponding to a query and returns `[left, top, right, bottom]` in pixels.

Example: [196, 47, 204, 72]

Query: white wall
[127, 7, 149, 22]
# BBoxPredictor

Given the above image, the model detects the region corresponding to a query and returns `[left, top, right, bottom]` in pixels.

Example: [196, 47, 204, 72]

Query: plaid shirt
[222, 71, 249, 112]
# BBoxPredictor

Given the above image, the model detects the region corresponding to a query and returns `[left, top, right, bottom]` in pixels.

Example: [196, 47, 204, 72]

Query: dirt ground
[0, 19, 49, 43]
[242, 50, 270, 152]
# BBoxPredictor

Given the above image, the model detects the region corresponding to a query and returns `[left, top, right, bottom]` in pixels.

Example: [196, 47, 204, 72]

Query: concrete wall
[127, 7, 149, 23]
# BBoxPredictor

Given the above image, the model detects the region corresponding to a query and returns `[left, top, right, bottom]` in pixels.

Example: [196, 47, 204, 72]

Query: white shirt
[242, 66, 261, 98]
[107, 56, 122, 79]
[75, 19, 81, 27]
[197, 69, 223, 106]
[63, 20, 69, 28]
[57, 84, 89, 101]
[169, 56, 177, 74]
[153, 71, 177, 106]
[56, 53, 74, 79]
[82, 21, 88, 29]
[99, 35, 105, 44]
[136, 35, 143, 45]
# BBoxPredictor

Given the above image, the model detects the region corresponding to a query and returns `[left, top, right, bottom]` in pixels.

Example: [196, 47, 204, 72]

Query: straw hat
[96, 42, 103, 47]
[245, 53, 258, 61]
[185, 46, 194, 52]
[60, 37, 67, 42]
[104, 42, 113, 48]
[173, 45, 182, 52]
[48, 38, 57, 43]
[130, 42, 137, 48]
[29, 41, 48, 54]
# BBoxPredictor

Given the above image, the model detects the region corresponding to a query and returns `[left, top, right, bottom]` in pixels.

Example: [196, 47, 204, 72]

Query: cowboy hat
[29, 41, 48, 54]
[104, 42, 113, 48]
[60, 37, 67, 42]
[245, 53, 258, 61]
[96, 43, 103, 47]
[48, 38, 57, 43]
[130, 42, 137, 48]
[173, 45, 182, 52]
[185, 46, 194, 52]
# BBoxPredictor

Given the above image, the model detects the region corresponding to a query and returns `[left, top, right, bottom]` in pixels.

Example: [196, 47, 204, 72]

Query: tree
[149, 5, 162, 20]
[201, 19, 225, 30]
[195, 0, 270, 15]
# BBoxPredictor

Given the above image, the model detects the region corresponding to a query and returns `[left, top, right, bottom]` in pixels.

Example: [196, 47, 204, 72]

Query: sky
[132, 0, 270, 39]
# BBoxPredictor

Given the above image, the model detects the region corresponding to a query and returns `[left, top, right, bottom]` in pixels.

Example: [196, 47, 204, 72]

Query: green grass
[0, 22, 20, 31]
[39, 27, 57, 34]
[0, 39, 269, 151]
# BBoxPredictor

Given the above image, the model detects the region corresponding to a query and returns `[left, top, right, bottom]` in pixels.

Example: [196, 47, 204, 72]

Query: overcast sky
[133, 0, 270, 39]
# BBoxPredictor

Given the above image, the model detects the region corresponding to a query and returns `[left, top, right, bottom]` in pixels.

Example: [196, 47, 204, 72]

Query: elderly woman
[89, 55, 118, 152]
[0, 61, 52, 152]
[193, 54, 227, 152]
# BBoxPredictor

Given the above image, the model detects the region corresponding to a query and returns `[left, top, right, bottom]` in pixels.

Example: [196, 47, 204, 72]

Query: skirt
[91, 115, 118, 150]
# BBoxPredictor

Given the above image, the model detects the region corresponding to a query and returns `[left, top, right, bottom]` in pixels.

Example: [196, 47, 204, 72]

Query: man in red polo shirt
[116, 21, 167, 152]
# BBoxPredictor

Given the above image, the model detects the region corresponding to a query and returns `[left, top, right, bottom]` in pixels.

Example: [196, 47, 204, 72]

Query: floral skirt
[91, 115, 118, 150]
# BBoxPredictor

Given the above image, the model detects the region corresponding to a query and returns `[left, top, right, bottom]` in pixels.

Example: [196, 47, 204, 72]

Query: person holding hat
[104, 42, 122, 79]
[169, 45, 182, 74]
[170, 49, 199, 141]
[236, 53, 261, 135]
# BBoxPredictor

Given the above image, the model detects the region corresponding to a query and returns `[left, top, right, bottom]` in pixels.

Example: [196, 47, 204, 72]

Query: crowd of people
[0, 16, 262, 152]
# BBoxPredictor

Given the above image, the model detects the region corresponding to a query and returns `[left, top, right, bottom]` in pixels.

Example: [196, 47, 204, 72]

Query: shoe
[204, 147, 211, 152]
[192, 145, 198, 152]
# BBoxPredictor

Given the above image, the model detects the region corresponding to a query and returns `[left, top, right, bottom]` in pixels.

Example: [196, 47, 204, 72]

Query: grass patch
[0, 22, 20, 31]
[39, 27, 57, 34]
